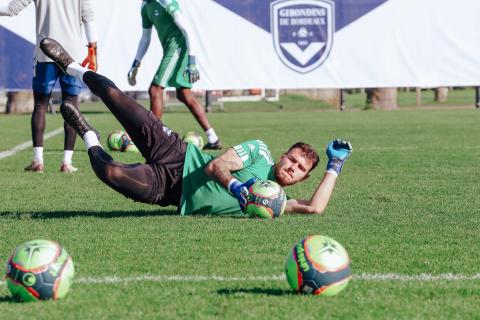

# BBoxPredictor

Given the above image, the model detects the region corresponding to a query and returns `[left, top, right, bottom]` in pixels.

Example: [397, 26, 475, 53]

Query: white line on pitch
[0, 127, 64, 160]
[2, 273, 478, 286]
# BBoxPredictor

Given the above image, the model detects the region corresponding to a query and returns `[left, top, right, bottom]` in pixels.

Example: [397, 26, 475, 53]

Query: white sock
[205, 128, 219, 144]
[33, 147, 43, 163]
[63, 150, 74, 164]
[66, 63, 89, 81]
[83, 131, 101, 150]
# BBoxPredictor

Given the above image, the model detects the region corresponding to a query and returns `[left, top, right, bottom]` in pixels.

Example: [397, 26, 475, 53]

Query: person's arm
[171, 11, 197, 56]
[0, 0, 32, 16]
[128, 2, 153, 86]
[285, 172, 337, 215]
[80, 0, 98, 71]
[127, 28, 151, 86]
[204, 148, 244, 189]
[133, 28, 152, 63]
[285, 139, 352, 215]
[168, 4, 200, 83]
[204, 148, 256, 212]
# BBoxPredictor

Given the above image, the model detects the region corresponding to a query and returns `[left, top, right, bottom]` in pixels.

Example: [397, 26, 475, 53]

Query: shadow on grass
[0, 209, 178, 219]
[0, 210, 274, 220]
[0, 296, 16, 303]
[217, 288, 294, 296]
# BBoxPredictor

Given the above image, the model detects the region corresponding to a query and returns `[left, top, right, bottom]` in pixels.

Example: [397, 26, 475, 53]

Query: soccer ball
[120, 133, 139, 153]
[245, 180, 286, 218]
[183, 131, 204, 149]
[5, 239, 75, 302]
[285, 235, 351, 296]
[107, 130, 125, 151]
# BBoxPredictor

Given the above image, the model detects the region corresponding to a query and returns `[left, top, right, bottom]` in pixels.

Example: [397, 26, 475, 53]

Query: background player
[0, 0, 98, 173]
[127, 0, 221, 150]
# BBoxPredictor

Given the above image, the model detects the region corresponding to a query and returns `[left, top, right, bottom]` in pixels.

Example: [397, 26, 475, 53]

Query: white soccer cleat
[24, 161, 44, 173]
[60, 162, 78, 173]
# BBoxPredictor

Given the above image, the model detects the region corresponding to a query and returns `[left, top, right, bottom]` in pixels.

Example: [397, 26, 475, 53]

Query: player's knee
[149, 86, 163, 100]
[88, 76, 118, 97]
[176, 89, 194, 105]
[33, 103, 48, 111]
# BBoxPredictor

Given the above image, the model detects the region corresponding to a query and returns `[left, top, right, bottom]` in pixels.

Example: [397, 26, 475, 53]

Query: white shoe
[24, 161, 44, 173]
[60, 162, 78, 173]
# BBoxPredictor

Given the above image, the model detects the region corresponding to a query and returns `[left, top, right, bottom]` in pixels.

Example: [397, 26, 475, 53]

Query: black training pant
[83, 71, 186, 206]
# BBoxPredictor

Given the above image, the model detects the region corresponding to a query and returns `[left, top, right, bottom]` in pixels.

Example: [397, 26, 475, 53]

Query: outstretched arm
[286, 139, 352, 215]
[285, 172, 337, 215]
[0, 0, 32, 16]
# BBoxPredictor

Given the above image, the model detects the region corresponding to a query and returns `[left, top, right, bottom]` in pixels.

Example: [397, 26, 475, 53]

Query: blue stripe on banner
[212, 0, 390, 33]
[0, 26, 34, 90]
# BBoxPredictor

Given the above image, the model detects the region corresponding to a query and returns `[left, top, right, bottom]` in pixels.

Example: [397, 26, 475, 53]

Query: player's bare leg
[176, 87, 221, 150]
[148, 84, 164, 119]
[24, 92, 49, 173]
[60, 94, 79, 173]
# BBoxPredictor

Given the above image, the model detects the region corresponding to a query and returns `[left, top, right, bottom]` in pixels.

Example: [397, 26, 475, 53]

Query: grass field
[0, 102, 479, 319]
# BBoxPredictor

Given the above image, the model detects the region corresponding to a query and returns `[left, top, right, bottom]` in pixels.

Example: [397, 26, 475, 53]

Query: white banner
[1, 0, 480, 90]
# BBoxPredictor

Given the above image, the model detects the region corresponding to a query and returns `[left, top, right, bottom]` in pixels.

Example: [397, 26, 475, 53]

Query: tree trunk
[283, 89, 341, 109]
[371, 88, 398, 110]
[434, 87, 449, 102]
[6, 91, 34, 114]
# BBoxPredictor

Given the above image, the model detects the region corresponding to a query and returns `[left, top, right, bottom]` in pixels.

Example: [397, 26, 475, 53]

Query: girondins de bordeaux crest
[271, 0, 335, 73]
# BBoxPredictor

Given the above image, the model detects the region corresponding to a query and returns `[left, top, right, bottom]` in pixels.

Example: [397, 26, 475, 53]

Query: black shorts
[136, 112, 187, 207]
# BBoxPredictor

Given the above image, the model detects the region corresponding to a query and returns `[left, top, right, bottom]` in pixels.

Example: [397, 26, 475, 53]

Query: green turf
[0, 104, 479, 319]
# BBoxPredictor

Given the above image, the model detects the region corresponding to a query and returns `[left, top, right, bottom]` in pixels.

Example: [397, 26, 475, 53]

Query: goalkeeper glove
[184, 55, 200, 83]
[127, 59, 141, 86]
[81, 45, 97, 72]
[326, 139, 352, 175]
[228, 178, 257, 212]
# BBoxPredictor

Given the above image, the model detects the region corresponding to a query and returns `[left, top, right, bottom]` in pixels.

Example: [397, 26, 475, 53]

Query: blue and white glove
[326, 139, 352, 175]
[184, 55, 200, 83]
[228, 178, 257, 212]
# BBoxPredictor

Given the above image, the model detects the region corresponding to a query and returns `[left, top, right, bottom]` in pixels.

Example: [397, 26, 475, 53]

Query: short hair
[287, 142, 320, 172]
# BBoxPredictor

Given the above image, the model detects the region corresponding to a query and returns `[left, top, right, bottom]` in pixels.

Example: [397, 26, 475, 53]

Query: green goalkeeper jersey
[141, 0, 184, 47]
[180, 140, 277, 215]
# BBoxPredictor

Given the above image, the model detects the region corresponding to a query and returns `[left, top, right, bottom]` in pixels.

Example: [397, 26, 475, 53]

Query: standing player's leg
[148, 84, 164, 119]
[25, 92, 49, 172]
[25, 62, 58, 173]
[59, 70, 82, 173]
[159, 44, 221, 150]
[176, 88, 221, 150]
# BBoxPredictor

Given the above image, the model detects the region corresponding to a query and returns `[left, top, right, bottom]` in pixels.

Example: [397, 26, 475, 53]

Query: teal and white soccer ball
[285, 235, 351, 296]
[183, 131, 204, 149]
[245, 180, 286, 218]
[5, 239, 75, 302]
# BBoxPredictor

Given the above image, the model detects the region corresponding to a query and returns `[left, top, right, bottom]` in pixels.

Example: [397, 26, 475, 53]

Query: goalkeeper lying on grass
[39, 38, 353, 216]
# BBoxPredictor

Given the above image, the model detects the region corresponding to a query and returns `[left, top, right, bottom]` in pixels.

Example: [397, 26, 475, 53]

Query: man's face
[274, 148, 313, 186]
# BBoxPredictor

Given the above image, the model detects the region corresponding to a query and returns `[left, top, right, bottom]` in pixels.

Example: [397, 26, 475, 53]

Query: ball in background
[285, 235, 351, 296]
[183, 131, 204, 149]
[120, 133, 140, 153]
[107, 130, 125, 151]
[5, 239, 75, 302]
[245, 180, 286, 218]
